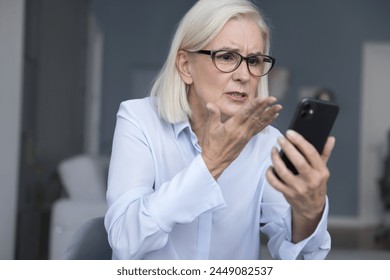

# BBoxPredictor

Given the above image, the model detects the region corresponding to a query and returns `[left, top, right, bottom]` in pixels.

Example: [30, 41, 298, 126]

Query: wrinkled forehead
[205, 17, 266, 55]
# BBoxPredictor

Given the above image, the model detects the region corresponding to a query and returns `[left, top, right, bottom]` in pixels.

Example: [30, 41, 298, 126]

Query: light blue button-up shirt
[104, 97, 330, 260]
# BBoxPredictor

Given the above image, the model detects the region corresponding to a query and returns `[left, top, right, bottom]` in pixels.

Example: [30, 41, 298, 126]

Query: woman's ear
[176, 50, 193, 85]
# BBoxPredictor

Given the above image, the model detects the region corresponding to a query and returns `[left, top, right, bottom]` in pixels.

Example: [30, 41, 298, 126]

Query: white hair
[150, 0, 271, 123]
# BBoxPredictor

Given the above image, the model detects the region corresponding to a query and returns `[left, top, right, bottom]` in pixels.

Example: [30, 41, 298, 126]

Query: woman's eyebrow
[215, 47, 240, 52]
[216, 47, 264, 56]
[248, 51, 264, 56]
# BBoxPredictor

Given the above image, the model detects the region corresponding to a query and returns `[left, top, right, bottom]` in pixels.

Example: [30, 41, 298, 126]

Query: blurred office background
[1, 0, 390, 259]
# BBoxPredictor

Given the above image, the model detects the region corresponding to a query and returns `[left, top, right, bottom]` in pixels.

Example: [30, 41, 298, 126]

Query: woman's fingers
[282, 130, 336, 172]
[321, 136, 336, 164]
[268, 147, 295, 192]
[282, 130, 321, 172]
[202, 97, 282, 179]
[276, 132, 314, 175]
[233, 96, 282, 128]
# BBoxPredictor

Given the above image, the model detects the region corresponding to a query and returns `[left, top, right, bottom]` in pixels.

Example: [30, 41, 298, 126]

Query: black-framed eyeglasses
[194, 49, 275, 77]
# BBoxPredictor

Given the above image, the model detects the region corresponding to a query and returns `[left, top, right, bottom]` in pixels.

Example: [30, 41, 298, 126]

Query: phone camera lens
[301, 101, 315, 119]
[302, 102, 311, 110]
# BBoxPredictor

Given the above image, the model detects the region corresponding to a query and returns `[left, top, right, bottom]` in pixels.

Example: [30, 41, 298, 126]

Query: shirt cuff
[278, 196, 331, 259]
[147, 154, 226, 233]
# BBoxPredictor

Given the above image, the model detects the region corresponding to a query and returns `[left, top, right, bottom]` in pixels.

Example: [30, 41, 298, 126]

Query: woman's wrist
[201, 153, 227, 180]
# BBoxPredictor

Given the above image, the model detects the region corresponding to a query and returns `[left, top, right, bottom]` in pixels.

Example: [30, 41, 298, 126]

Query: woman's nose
[232, 60, 251, 82]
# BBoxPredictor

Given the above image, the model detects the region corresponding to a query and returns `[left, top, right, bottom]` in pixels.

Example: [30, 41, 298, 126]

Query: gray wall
[93, 0, 390, 217]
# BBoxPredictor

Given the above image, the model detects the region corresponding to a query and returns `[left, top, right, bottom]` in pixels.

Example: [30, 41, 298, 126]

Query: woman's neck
[189, 107, 208, 147]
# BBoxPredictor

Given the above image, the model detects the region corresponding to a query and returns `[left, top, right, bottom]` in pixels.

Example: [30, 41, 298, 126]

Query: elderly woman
[104, 0, 335, 260]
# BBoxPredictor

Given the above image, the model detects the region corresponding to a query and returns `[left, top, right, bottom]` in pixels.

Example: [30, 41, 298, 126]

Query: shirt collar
[173, 120, 202, 152]
[173, 120, 191, 139]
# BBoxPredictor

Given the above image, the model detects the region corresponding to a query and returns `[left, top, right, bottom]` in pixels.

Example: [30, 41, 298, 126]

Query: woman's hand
[266, 130, 336, 243]
[201, 96, 282, 179]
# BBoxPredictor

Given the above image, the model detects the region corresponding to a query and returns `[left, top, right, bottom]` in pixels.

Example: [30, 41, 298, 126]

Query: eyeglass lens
[213, 50, 273, 77]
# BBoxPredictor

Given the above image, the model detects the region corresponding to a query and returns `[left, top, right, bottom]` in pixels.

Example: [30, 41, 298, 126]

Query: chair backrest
[64, 216, 112, 260]
[57, 154, 108, 201]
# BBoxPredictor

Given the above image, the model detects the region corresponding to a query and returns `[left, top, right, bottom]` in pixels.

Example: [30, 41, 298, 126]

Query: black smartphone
[277, 97, 339, 175]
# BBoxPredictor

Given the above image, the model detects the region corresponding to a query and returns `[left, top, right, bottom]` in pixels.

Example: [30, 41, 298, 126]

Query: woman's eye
[248, 56, 260, 66]
[217, 52, 235, 62]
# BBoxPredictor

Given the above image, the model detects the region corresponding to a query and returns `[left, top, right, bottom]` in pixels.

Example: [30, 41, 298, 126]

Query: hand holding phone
[276, 97, 339, 175]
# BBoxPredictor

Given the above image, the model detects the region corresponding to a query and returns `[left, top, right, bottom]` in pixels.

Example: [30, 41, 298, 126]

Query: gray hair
[150, 0, 271, 123]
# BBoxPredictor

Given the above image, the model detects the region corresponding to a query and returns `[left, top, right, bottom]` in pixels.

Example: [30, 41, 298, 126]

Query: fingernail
[286, 130, 297, 138]
[269, 97, 277, 103]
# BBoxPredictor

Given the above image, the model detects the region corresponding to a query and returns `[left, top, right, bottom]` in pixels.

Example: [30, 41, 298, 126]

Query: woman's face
[186, 17, 265, 123]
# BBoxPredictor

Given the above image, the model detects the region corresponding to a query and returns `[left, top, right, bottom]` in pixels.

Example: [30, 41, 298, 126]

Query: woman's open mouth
[226, 92, 248, 102]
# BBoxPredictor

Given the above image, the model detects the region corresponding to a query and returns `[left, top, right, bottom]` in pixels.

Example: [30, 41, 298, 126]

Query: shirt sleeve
[259, 160, 331, 260]
[104, 106, 226, 260]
